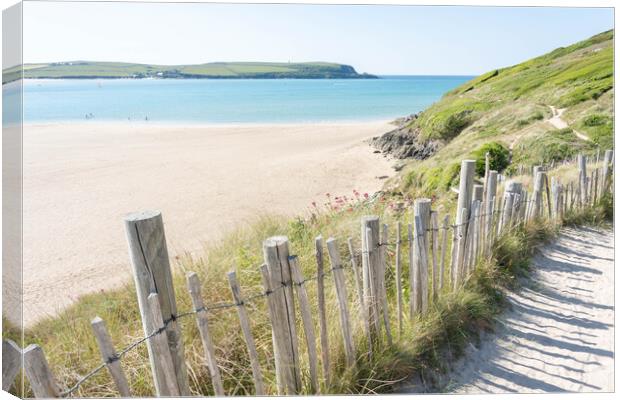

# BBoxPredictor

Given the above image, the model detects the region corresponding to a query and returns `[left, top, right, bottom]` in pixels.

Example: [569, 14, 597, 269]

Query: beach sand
[18, 121, 394, 326]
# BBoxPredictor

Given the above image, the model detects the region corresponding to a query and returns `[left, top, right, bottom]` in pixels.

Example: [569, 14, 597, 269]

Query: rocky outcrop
[371, 114, 440, 159]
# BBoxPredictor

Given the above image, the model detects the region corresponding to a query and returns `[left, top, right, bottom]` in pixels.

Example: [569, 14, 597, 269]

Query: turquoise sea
[16, 76, 473, 124]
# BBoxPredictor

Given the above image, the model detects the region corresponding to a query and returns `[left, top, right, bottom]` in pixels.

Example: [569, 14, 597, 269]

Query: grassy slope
[397, 30, 613, 203]
[4, 31, 614, 396]
[12, 61, 374, 80]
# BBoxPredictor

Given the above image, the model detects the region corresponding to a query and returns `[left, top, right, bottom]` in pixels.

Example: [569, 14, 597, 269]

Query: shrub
[471, 142, 510, 176]
[440, 110, 472, 140]
[516, 111, 544, 128]
[580, 113, 613, 149]
[583, 114, 610, 127]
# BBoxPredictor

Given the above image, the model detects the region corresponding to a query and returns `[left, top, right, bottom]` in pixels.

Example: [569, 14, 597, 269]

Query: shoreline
[19, 120, 395, 327]
[24, 119, 398, 129]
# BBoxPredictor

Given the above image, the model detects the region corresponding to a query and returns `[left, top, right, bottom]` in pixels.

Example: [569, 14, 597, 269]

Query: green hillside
[10, 61, 375, 81]
[377, 30, 613, 197]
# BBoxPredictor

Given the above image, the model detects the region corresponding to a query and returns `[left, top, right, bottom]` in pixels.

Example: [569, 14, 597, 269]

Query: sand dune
[18, 121, 394, 326]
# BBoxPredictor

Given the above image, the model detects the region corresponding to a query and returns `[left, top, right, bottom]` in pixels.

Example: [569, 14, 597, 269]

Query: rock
[370, 117, 440, 160]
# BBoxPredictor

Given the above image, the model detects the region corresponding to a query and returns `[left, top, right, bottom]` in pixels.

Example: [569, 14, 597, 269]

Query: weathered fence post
[347, 237, 365, 313]
[413, 199, 431, 313]
[314, 236, 330, 386]
[326, 238, 356, 367]
[263, 237, 300, 394]
[361, 217, 381, 339]
[259, 264, 286, 394]
[23, 344, 59, 398]
[288, 256, 319, 393]
[2, 339, 21, 392]
[414, 215, 430, 310]
[439, 215, 449, 291]
[578, 154, 587, 205]
[430, 212, 440, 301]
[379, 224, 393, 346]
[484, 171, 498, 256]
[186, 272, 225, 396]
[452, 160, 476, 289]
[473, 184, 484, 203]
[544, 174, 552, 217]
[227, 271, 265, 395]
[123, 211, 190, 396]
[601, 149, 614, 192]
[91, 317, 131, 397]
[395, 221, 403, 335]
[146, 293, 181, 396]
[532, 170, 545, 218]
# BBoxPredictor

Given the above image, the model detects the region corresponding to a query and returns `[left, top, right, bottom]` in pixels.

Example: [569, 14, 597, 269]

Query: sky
[23, 2, 614, 75]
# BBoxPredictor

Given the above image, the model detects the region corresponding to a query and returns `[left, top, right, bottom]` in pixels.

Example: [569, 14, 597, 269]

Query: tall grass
[7, 175, 600, 397]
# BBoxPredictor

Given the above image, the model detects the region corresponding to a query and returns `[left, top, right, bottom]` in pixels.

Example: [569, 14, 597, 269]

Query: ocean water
[20, 76, 473, 124]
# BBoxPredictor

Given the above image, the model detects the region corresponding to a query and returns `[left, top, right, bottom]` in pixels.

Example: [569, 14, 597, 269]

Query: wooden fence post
[186, 272, 225, 396]
[314, 236, 330, 387]
[578, 154, 587, 205]
[379, 225, 393, 346]
[473, 184, 484, 202]
[326, 238, 356, 367]
[601, 149, 614, 192]
[532, 171, 544, 218]
[414, 216, 430, 310]
[91, 317, 131, 397]
[23, 344, 59, 398]
[226, 271, 265, 395]
[146, 293, 181, 396]
[123, 211, 190, 396]
[259, 264, 286, 394]
[455, 207, 469, 287]
[263, 237, 300, 394]
[347, 237, 365, 313]
[361, 216, 381, 339]
[592, 168, 599, 205]
[288, 256, 319, 393]
[430, 212, 440, 302]
[544, 174, 552, 217]
[407, 222, 417, 311]
[395, 221, 403, 335]
[452, 160, 476, 289]
[439, 215, 449, 291]
[413, 198, 431, 313]
[2, 339, 21, 392]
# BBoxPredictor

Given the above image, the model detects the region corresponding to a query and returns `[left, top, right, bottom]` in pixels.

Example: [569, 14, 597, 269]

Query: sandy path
[447, 226, 614, 393]
[14, 121, 393, 327]
[548, 106, 590, 141]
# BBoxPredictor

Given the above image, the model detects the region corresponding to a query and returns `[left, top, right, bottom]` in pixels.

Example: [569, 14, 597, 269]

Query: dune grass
[7, 165, 604, 397]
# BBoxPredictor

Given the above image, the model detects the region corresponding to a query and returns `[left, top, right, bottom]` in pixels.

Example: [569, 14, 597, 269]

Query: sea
[7, 76, 474, 124]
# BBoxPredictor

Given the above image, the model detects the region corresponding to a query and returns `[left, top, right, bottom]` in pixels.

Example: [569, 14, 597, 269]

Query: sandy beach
[18, 121, 394, 326]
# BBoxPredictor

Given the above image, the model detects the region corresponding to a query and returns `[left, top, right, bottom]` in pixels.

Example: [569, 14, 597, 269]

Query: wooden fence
[3, 150, 614, 397]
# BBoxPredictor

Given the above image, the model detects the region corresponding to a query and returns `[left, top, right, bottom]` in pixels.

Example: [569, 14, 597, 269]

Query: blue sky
[24, 2, 613, 75]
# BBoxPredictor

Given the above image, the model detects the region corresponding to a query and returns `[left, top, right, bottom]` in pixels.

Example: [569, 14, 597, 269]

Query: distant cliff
[7, 61, 377, 82]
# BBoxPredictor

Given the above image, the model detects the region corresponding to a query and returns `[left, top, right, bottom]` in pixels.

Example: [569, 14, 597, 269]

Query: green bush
[583, 114, 610, 126]
[516, 111, 545, 128]
[439, 110, 473, 140]
[580, 114, 613, 149]
[471, 142, 510, 176]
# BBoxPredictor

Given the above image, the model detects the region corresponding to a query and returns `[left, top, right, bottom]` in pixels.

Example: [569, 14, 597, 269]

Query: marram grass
[6, 192, 578, 397]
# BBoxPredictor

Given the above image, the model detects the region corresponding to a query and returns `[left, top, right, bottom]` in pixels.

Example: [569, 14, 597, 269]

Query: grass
[13, 61, 374, 80]
[8, 161, 607, 397]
